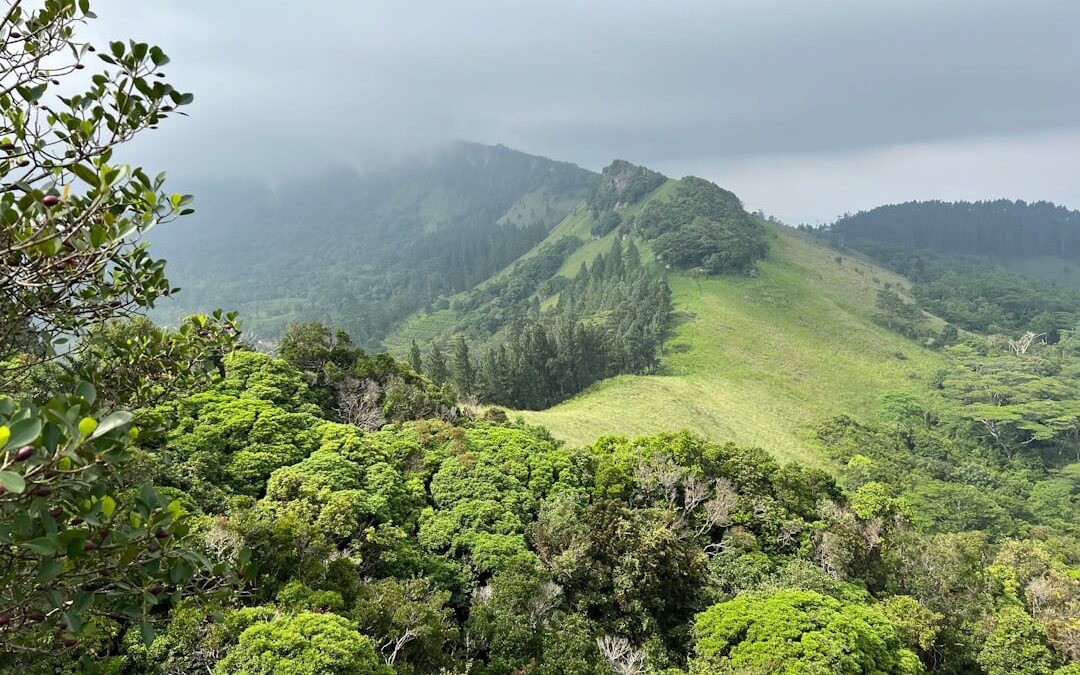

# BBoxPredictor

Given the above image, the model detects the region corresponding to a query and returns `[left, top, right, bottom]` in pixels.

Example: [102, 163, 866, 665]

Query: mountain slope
[151, 142, 596, 347]
[518, 224, 946, 465]
[382, 162, 947, 464]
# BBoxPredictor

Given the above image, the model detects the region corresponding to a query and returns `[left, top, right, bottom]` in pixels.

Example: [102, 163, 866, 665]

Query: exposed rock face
[585, 159, 667, 215]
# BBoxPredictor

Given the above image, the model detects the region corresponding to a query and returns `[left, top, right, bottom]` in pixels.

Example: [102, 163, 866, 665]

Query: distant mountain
[830, 199, 1080, 260]
[151, 142, 596, 348]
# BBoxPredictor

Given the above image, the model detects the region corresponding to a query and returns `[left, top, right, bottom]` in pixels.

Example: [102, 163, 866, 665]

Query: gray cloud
[86, 0, 1080, 221]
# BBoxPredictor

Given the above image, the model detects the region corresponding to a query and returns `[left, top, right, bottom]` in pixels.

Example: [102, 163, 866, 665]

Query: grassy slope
[518, 224, 947, 466]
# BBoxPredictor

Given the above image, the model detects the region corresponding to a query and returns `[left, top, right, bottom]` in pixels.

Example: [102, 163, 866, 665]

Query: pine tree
[450, 335, 475, 398]
[409, 339, 423, 374]
[427, 342, 450, 386]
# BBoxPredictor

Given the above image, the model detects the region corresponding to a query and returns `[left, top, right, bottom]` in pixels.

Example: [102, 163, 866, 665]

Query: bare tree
[336, 376, 387, 430]
[596, 636, 647, 675]
[1007, 331, 1044, 356]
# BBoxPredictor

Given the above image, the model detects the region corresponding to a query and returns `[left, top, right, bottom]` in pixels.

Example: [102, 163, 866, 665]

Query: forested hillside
[831, 199, 1080, 260]
[151, 142, 596, 348]
[3, 6, 1079, 672]
[389, 161, 771, 411]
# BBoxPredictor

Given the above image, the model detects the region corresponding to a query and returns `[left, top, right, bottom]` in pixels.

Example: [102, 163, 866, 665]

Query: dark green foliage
[590, 209, 622, 238]
[637, 176, 768, 273]
[153, 143, 596, 349]
[449, 336, 475, 399]
[585, 159, 667, 216]
[425, 343, 449, 386]
[875, 288, 924, 338]
[832, 199, 1080, 261]
[474, 239, 672, 409]
[451, 235, 583, 331]
[408, 340, 422, 374]
[277, 322, 455, 430]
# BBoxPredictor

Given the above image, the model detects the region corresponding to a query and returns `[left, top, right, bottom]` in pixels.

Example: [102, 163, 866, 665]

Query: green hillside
[386, 169, 947, 464]
[519, 223, 946, 465]
[150, 142, 596, 348]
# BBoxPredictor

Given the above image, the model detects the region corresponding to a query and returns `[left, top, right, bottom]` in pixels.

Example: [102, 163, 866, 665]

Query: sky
[88, 1, 1080, 224]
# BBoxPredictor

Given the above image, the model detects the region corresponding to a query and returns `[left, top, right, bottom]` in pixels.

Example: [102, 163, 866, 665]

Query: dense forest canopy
[151, 143, 596, 349]
[831, 199, 1080, 260]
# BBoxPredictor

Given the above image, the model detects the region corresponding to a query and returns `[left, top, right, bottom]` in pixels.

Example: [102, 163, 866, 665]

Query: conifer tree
[450, 335, 475, 397]
[427, 343, 450, 386]
[409, 339, 424, 374]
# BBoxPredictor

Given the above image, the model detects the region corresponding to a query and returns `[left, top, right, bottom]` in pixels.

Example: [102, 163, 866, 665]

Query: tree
[977, 605, 1055, 675]
[0, 0, 248, 660]
[351, 576, 457, 668]
[0, 0, 198, 386]
[212, 611, 391, 675]
[0, 387, 248, 658]
[450, 335, 475, 398]
[426, 343, 449, 386]
[691, 590, 922, 674]
[408, 339, 423, 375]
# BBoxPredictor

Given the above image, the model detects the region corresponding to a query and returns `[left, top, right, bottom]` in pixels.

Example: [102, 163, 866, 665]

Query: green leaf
[16, 84, 46, 103]
[62, 611, 83, 634]
[4, 418, 41, 449]
[70, 163, 100, 187]
[25, 537, 57, 555]
[75, 381, 96, 405]
[140, 620, 156, 646]
[0, 471, 26, 494]
[89, 411, 132, 439]
[36, 556, 63, 582]
[100, 495, 116, 518]
[169, 559, 193, 584]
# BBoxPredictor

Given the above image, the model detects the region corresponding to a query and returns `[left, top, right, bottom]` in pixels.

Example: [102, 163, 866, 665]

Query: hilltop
[384, 160, 946, 463]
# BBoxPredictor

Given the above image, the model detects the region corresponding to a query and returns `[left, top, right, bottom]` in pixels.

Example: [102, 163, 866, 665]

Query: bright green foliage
[977, 605, 1055, 675]
[0, 389, 245, 655]
[213, 611, 390, 675]
[418, 424, 581, 575]
[212, 350, 321, 412]
[691, 590, 922, 674]
[143, 351, 326, 503]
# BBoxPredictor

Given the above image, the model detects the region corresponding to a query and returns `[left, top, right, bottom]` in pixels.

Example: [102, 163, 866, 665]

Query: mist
[88, 0, 1080, 222]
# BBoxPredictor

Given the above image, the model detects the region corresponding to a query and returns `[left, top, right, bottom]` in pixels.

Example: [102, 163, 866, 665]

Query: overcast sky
[88, 1, 1080, 224]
